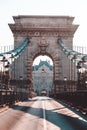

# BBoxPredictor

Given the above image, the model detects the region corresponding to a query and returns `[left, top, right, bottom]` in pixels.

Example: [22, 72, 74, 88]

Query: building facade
[32, 60, 53, 96]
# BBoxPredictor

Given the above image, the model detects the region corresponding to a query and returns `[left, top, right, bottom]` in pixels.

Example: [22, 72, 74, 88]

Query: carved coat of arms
[38, 37, 49, 55]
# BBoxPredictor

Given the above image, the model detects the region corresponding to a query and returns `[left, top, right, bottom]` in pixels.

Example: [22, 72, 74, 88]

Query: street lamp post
[64, 77, 67, 92]
[85, 81, 87, 89]
[0, 57, 8, 89]
[19, 76, 23, 101]
[77, 67, 86, 90]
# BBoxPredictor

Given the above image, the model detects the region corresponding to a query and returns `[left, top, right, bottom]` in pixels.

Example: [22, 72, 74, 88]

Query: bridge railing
[0, 78, 30, 108]
[55, 91, 87, 113]
[0, 89, 29, 107]
[0, 90, 17, 107]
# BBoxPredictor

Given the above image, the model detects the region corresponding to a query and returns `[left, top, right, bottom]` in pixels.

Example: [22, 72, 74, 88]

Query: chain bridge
[0, 15, 87, 114]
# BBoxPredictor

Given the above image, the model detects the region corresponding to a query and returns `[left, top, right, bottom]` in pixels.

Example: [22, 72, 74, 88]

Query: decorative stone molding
[38, 37, 49, 55]
[13, 30, 75, 38]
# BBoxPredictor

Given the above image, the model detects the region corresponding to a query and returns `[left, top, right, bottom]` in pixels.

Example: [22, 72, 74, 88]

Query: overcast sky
[0, 0, 87, 48]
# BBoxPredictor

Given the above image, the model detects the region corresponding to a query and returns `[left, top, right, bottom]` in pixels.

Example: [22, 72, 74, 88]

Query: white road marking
[42, 101, 47, 130]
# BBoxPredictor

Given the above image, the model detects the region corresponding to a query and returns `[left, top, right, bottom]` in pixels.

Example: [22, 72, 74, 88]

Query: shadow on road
[11, 100, 87, 130]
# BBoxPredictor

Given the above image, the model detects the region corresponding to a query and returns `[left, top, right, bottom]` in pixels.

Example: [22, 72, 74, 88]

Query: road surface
[0, 96, 87, 130]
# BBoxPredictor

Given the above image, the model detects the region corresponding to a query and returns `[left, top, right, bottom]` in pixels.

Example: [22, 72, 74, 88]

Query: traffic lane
[10, 96, 87, 130]
[44, 97, 87, 130]
[9, 100, 44, 130]
[0, 96, 87, 130]
[0, 100, 44, 130]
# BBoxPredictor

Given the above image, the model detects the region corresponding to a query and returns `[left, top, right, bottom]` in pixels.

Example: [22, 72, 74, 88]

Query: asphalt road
[0, 96, 87, 130]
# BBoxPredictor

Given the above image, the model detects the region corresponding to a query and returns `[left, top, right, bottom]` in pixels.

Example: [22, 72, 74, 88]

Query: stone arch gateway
[9, 15, 78, 93]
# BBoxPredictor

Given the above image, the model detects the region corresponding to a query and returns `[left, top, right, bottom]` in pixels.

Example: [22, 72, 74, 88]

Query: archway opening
[32, 55, 53, 96]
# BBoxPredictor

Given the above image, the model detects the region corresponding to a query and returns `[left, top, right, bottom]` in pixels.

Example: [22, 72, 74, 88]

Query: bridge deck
[0, 96, 87, 130]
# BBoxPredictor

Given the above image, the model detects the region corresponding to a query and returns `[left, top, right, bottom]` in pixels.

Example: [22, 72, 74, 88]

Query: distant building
[32, 60, 53, 96]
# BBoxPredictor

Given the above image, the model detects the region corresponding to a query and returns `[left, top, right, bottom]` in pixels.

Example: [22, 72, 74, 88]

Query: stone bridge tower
[9, 15, 78, 92]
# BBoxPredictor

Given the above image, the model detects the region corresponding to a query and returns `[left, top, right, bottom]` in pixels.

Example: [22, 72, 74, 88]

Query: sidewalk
[0, 105, 9, 113]
[0, 101, 22, 113]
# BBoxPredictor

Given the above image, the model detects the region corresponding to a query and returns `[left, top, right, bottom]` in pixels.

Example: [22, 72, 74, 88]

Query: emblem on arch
[38, 37, 49, 55]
